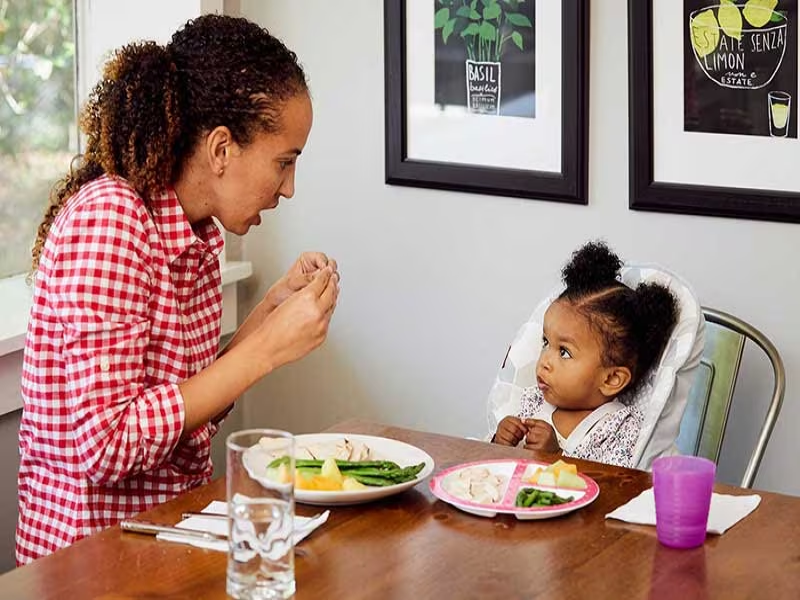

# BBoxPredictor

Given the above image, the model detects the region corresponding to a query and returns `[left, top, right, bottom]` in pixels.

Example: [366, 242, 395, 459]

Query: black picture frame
[384, 0, 589, 204]
[629, 0, 800, 224]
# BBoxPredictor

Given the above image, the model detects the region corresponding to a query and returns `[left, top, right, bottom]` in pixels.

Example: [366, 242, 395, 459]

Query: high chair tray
[430, 459, 599, 520]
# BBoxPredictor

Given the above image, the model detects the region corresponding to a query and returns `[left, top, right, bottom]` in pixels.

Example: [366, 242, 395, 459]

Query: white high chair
[485, 263, 705, 470]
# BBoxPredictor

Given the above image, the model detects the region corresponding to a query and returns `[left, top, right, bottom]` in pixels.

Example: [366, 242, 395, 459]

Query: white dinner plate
[243, 433, 435, 506]
[429, 459, 599, 520]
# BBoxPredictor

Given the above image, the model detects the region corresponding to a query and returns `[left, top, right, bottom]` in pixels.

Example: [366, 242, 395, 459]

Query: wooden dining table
[3, 419, 799, 599]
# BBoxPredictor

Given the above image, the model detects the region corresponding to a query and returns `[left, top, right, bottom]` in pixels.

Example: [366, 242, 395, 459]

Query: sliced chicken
[442, 467, 507, 505]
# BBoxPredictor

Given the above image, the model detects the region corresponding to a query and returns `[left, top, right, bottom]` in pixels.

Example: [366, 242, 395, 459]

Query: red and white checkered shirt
[17, 175, 224, 564]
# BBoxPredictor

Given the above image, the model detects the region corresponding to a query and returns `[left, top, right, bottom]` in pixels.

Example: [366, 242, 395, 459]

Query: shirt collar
[151, 187, 225, 264]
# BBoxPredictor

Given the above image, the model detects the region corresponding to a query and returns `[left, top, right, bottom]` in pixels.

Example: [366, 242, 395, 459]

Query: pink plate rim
[429, 458, 600, 514]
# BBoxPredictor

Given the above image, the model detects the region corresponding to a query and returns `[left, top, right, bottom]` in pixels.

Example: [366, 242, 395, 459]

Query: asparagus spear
[268, 456, 426, 486]
[269, 457, 402, 470]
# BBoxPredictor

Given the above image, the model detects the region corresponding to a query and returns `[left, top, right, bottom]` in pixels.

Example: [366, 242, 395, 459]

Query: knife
[120, 520, 228, 542]
[181, 511, 228, 520]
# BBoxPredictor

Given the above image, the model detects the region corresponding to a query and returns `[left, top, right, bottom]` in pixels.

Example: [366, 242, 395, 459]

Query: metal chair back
[676, 307, 785, 488]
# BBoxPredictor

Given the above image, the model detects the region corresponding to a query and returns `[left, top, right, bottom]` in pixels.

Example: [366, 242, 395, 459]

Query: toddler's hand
[493, 416, 527, 446]
[523, 419, 561, 454]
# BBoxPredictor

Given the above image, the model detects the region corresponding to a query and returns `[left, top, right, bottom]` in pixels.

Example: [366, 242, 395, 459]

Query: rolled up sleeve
[52, 198, 186, 485]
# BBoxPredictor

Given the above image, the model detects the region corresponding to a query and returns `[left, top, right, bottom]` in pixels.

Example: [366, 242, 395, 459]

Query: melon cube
[556, 470, 586, 490]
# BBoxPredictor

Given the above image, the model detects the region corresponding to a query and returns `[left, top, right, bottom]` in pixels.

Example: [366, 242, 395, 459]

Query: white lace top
[518, 386, 644, 468]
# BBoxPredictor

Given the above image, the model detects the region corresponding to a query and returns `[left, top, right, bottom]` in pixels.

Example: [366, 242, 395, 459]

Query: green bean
[515, 488, 575, 508]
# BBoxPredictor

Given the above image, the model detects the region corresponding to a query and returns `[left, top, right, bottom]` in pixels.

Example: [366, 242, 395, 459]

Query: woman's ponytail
[83, 41, 182, 198]
[31, 42, 182, 273]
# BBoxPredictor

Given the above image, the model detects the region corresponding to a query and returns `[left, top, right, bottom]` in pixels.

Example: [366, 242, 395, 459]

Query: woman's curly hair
[557, 241, 680, 396]
[31, 14, 307, 272]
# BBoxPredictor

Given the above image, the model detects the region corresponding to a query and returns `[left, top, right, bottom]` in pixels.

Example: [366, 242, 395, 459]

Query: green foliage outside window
[0, 0, 76, 278]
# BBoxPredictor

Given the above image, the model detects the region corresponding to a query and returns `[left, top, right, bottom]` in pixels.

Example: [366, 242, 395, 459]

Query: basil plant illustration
[435, 0, 533, 115]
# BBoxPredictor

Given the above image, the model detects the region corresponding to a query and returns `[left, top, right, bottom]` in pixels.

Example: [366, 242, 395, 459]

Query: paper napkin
[605, 487, 761, 535]
[156, 500, 330, 551]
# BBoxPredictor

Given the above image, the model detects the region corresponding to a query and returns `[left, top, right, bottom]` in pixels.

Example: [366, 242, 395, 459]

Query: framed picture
[630, 0, 800, 223]
[384, 0, 589, 204]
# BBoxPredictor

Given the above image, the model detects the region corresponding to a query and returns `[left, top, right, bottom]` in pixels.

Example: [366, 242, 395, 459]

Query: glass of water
[226, 429, 295, 600]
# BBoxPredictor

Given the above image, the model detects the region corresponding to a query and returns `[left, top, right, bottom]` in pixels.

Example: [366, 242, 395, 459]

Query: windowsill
[0, 274, 33, 358]
[220, 260, 253, 287]
[0, 260, 253, 358]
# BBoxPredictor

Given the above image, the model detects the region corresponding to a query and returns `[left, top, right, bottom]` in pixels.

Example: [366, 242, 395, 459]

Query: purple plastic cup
[652, 456, 716, 549]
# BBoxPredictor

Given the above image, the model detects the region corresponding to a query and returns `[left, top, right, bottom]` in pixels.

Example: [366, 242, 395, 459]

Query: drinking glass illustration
[768, 91, 791, 138]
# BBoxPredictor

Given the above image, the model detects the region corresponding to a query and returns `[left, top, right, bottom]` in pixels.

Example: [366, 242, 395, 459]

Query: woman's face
[535, 300, 612, 411]
[211, 93, 313, 235]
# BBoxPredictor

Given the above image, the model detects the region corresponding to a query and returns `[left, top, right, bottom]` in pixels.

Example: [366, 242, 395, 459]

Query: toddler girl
[493, 241, 679, 468]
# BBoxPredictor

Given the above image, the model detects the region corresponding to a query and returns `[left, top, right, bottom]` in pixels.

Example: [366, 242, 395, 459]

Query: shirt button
[99, 356, 111, 372]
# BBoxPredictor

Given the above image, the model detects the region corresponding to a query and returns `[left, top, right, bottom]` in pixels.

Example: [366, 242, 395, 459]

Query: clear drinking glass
[652, 455, 715, 549]
[226, 429, 295, 600]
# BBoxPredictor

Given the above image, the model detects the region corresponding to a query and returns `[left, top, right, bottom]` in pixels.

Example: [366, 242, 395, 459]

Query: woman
[17, 14, 338, 564]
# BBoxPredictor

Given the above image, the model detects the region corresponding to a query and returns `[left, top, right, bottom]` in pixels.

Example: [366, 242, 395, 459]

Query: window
[0, 0, 240, 362]
[0, 0, 77, 280]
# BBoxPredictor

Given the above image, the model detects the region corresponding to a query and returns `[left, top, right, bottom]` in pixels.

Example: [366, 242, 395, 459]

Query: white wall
[238, 0, 799, 495]
[78, 0, 220, 104]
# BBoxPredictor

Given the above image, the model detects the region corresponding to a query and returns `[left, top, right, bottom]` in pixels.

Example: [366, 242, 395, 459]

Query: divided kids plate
[429, 459, 599, 520]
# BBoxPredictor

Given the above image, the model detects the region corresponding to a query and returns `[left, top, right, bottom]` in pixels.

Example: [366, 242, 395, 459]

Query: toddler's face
[535, 300, 610, 411]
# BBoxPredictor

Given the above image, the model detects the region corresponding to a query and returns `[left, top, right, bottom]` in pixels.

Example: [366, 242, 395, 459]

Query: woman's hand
[220, 253, 339, 360]
[256, 265, 339, 369]
[180, 266, 338, 435]
[265, 251, 339, 309]
[523, 419, 561, 454]
[494, 416, 527, 446]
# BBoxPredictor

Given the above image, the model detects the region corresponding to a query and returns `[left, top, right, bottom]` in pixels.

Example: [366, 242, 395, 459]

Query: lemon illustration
[719, 0, 743, 40]
[690, 9, 721, 58]
[743, 0, 778, 28]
